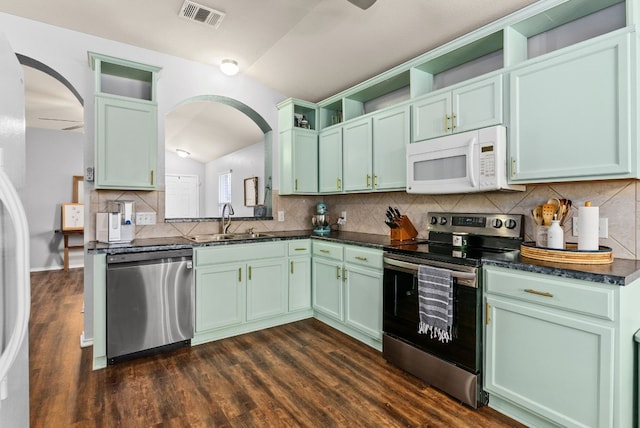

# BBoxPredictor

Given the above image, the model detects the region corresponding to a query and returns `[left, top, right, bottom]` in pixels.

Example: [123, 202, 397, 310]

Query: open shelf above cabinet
[88, 52, 161, 102]
[283, 0, 630, 134]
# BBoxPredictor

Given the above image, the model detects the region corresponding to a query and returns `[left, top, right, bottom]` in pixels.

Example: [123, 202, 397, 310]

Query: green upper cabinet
[508, 30, 634, 183]
[95, 96, 158, 189]
[319, 127, 343, 193]
[279, 128, 318, 194]
[412, 74, 503, 142]
[277, 99, 318, 195]
[89, 52, 161, 190]
[342, 117, 373, 192]
[372, 104, 409, 190]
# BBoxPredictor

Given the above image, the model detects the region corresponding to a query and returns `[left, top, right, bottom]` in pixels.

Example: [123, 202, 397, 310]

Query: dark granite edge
[165, 216, 274, 223]
[483, 255, 640, 286]
[87, 231, 640, 286]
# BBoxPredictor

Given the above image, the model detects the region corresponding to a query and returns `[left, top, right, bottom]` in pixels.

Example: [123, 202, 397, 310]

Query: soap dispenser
[547, 214, 564, 249]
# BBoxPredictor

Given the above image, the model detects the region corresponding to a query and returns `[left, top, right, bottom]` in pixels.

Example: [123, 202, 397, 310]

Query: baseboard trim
[80, 331, 93, 348]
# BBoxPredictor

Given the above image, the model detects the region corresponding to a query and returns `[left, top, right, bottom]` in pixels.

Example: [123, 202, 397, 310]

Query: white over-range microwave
[406, 125, 525, 194]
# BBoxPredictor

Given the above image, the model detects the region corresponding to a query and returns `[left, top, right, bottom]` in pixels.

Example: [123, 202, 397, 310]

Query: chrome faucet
[221, 203, 234, 234]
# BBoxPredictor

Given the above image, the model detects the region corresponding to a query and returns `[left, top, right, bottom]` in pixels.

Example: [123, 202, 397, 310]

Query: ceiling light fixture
[176, 149, 190, 158]
[220, 59, 239, 76]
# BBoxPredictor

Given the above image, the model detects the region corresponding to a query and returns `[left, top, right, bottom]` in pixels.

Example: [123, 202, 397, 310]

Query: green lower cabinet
[195, 263, 244, 332]
[246, 259, 288, 321]
[312, 241, 383, 348]
[508, 31, 633, 182]
[312, 257, 344, 321]
[344, 263, 382, 340]
[289, 256, 311, 312]
[193, 241, 311, 344]
[484, 265, 640, 428]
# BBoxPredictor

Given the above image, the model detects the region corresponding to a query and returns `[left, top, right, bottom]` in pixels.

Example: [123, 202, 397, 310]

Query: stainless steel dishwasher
[106, 249, 194, 364]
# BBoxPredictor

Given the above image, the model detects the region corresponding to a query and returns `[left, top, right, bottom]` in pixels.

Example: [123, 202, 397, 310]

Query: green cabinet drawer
[288, 240, 311, 256]
[485, 267, 615, 321]
[344, 246, 382, 270]
[195, 242, 287, 266]
[312, 241, 344, 261]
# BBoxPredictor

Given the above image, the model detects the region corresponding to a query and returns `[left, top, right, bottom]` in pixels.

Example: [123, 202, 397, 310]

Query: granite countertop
[87, 230, 640, 286]
[483, 252, 640, 286]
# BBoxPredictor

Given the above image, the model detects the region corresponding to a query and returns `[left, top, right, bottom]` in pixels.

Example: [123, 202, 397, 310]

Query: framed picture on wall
[244, 177, 258, 207]
[61, 203, 84, 231]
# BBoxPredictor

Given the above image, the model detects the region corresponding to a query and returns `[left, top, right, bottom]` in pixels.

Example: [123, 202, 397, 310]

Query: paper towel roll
[578, 201, 599, 251]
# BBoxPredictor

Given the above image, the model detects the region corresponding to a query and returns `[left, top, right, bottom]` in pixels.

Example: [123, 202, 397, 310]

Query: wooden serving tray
[520, 242, 613, 265]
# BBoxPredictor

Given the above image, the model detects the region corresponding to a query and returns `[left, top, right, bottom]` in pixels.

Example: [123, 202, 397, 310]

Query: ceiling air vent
[179, 1, 226, 28]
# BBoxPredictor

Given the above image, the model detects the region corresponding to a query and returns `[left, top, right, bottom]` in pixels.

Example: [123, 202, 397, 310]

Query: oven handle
[383, 257, 477, 284]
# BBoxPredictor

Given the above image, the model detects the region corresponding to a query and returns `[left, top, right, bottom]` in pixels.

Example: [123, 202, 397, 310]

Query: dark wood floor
[29, 269, 524, 427]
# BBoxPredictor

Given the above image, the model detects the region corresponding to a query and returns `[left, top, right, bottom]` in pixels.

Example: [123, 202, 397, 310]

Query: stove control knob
[430, 216, 438, 225]
[439, 217, 447, 225]
[492, 218, 503, 228]
[505, 219, 518, 229]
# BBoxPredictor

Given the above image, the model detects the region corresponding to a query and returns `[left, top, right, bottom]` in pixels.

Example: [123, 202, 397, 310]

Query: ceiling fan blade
[38, 117, 83, 123]
[62, 124, 84, 131]
[347, 0, 376, 10]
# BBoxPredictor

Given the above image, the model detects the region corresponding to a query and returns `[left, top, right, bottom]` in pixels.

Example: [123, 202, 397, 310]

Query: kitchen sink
[186, 232, 273, 242]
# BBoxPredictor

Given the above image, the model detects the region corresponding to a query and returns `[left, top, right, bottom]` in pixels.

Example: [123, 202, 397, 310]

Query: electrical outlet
[571, 217, 608, 238]
[278, 211, 285, 222]
[341, 211, 347, 222]
[136, 212, 156, 225]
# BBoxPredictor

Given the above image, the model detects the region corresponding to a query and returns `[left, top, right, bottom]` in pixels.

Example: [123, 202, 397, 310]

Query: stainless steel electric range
[382, 212, 524, 408]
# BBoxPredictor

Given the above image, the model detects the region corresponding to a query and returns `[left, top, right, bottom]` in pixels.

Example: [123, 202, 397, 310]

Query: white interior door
[165, 174, 199, 218]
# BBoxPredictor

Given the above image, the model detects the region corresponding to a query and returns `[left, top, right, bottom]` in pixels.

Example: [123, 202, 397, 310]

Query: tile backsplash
[89, 179, 640, 260]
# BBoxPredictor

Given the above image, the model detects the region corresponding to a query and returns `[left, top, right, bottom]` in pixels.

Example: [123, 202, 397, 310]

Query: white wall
[24, 127, 84, 271]
[205, 141, 265, 218]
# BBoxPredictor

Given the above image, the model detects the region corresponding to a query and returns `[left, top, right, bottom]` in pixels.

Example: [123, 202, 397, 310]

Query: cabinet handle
[336, 266, 341, 279]
[355, 256, 368, 262]
[445, 114, 451, 131]
[451, 113, 456, 130]
[524, 289, 553, 298]
[320, 249, 330, 254]
[337, 177, 341, 190]
[366, 174, 371, 188]
[295, 179, 299, 191]
[294, 248, 307, 251]
[510, 157, 516, 177]
[150, 170, 155, 185]
[291, 261, 294, 274]
[343, 268, 348, 282]
[373, 175, 377, 188]
[248, 266, 252, 280]
[486, 303, 491, 325]
[238, 267, 242, 282]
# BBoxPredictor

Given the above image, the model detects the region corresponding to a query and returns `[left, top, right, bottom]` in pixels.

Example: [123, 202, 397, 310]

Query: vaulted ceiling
[3, 0, 538, 161]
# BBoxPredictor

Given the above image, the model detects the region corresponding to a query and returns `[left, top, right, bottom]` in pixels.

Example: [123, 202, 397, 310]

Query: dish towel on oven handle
[417, 264, 453, 343]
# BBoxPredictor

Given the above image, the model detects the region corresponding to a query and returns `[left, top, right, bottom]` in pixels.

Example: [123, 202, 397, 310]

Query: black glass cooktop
[384, 240, 520, 267]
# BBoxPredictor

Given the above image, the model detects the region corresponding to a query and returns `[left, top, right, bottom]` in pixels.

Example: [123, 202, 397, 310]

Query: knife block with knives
[390, 216, 418, 241]
[386, 206, 418, 241]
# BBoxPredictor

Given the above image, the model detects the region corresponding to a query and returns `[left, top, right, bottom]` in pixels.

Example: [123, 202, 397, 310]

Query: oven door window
[383, 267, 481, 373]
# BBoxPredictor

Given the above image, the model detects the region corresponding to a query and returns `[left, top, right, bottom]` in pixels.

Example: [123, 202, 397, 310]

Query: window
[218, 171, 232, 216]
